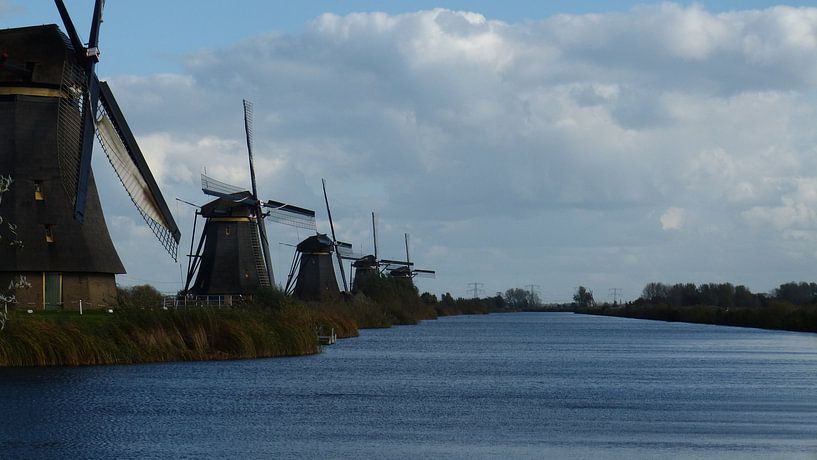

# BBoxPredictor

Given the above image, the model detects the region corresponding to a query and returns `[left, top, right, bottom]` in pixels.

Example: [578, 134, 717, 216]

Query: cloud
[660, 207, 685, 230]
[101, 4, 817, 298]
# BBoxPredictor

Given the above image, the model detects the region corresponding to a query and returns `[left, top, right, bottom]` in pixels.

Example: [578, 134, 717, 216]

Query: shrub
[117, 285, 163, 309]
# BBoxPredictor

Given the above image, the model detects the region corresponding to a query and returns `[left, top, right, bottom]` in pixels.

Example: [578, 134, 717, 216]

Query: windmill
[382, 233, 436, 282]
[183, 100, 316, 299]
[284, 233, 341, 302]
[284, 179, 361, 301]
[0, 2, 180, 310]
[350, 216, 435, 291]
[351, 212, 381, 292]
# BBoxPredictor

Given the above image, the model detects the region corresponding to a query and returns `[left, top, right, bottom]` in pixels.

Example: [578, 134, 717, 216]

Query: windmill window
[44, 225, 54, 243]
[34, 181, 43, 200]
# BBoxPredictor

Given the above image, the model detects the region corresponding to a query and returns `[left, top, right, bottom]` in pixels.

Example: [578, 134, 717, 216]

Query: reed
[0, 280, 498, 367]
[0, 307, 319, 367]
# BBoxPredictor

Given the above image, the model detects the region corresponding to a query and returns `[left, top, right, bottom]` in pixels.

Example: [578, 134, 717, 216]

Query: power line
[608, 288, 622, 304]
[467, 282, 485, 298]
[525, 284, 541, 296]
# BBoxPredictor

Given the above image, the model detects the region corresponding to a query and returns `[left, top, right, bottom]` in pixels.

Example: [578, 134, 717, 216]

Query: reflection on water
[1, 313, 816, 459]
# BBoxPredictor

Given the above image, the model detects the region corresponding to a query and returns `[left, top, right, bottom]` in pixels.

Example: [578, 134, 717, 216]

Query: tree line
[635, 281, 817, 308]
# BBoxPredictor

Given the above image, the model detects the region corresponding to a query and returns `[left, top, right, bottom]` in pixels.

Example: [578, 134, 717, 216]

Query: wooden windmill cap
[0, 25, 74, 88]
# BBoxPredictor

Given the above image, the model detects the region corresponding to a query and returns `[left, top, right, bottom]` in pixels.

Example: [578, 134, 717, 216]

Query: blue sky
[4, 1, 817, 301]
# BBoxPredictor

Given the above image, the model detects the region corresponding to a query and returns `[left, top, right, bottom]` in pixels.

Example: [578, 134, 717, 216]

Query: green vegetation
[0, 277, 515, 367]
[425, 291, 509, 315]
[352, 274, 438, 325]
[0, 305, 318, 367]
[577, 281, 817, 333]
[0, 275, 569, 367]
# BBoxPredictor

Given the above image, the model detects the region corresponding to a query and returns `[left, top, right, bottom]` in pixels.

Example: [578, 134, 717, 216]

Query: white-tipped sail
[94, 80, 180, 260]
[96, 114, 165, 225]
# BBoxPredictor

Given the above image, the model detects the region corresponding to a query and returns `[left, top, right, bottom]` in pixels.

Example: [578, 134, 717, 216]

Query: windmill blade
[380, 259, 414, 268]
[242, 99, 274, 286]
[372, 211, 378, 260]
[86, 0, 104, 60]
[95, 80, 181, 260]
[53, 0, 86, 59]
[263, 200, 317, 231]
[256, 215, 274, 287]
[404, 233, 411, 265]
[66, 0, 105, 223]
[322, 179, 348, 292]
[201, 172, 248, 198]
[412, 269, 436, 279]
[200, 174, 257, 206]
[336, 241, 362, 260]
[243, 100, 259, 198]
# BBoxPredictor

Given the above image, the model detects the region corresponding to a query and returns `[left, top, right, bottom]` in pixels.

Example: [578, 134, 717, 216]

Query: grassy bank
[577, 303, 817, 333]
[0, 305, 319, 367]
[0, 297, 442, 367]
[0, 276, 518, 367]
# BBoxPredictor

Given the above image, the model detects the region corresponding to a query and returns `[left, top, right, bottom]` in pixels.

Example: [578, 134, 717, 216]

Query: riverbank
[0, 278, 515, 367]
[0, 295, 448, 367]
[0, 306, 323, 367]
[576, 303, 817, 333]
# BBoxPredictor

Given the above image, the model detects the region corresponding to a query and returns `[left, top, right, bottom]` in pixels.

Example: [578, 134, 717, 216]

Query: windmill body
[351, 254, 378, 292]
[0, 9, 181, 310]
[289, 234, 340, 302]
[187, 196, 270, 296]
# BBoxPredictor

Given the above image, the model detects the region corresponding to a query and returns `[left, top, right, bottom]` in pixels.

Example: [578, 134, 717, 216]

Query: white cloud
[660, 207, 685, 230]
[101, 4, 817, 298]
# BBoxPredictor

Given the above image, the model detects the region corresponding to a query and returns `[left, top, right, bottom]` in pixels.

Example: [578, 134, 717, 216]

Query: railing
[163, 295, 249, 309]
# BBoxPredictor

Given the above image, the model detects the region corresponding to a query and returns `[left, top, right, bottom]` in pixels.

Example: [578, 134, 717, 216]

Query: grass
[0, 294, 442, 367]
[0, 306, 319, 367]
[0, 277, 508, 367]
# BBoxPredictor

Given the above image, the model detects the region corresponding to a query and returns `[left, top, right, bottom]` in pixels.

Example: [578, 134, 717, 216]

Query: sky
[4, 1, 817, 302]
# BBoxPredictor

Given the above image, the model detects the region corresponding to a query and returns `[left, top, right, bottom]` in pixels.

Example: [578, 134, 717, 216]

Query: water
[1, 312, 816, 459]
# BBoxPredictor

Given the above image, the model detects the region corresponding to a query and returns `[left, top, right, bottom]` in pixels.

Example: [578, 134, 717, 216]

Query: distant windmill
[0, 1, 180, 310]
[284, 179, 360, 300]
[351, 212, 381, 292]
[382, 234, 436, 282]
[351, 216, 435, 291]
[184, 100, 316, 298]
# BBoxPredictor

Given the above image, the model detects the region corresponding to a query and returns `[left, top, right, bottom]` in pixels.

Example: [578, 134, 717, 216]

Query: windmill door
[44, 273, 62, 310]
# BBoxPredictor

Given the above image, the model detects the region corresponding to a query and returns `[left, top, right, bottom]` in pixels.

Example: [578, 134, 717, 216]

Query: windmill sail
[380, 259, 414, 268]
[201, 173, 246, 198]
[412, 269, 436, 279]
[263, 200, 317, 231]
[55, 0, 104, 222]
[201, 173, 317, 232]
[94, 80, 181, 260]
[336, 241, 362, 260]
